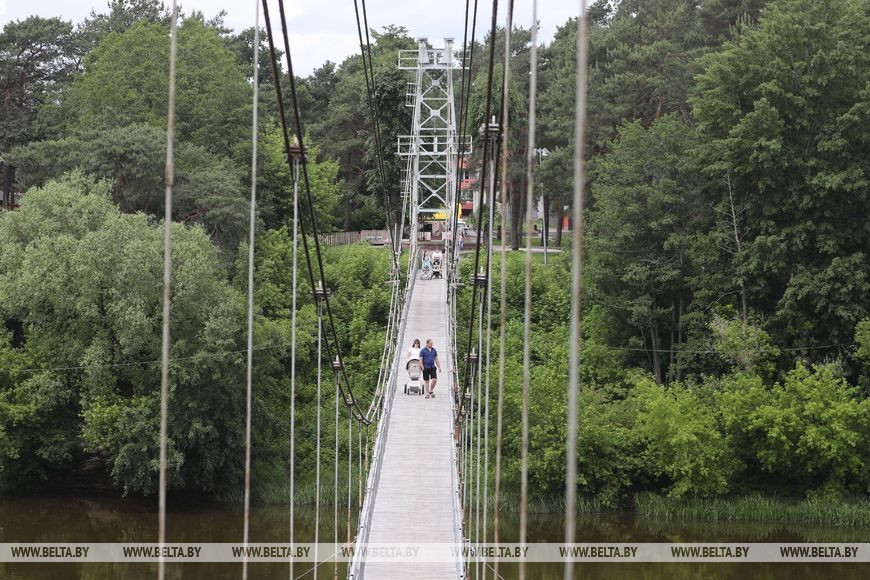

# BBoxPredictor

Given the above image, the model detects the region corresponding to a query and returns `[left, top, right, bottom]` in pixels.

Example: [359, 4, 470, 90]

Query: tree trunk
[510, 179, 524, 250]
[554, 211, 563, 247]
[343, 195, 354, 230]
[669, 300, 675, 384]
[1, 163, 12, 208]
[651, 326, 662, 385]
[676, 295, 684, 382]
[726, 171, 748, 322]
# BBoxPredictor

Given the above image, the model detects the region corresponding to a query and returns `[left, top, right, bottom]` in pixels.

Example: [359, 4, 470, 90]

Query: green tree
[64, 19, 251, 160]
[587, 115, 702, 383]
[634, 378, 737, 497]
[5, 124, 250, 252]
[692, 0, 870, 351]
[0, 17, 79, 152]
[0, 175, 247, 493]
[77, 0, 170, 52]
[256, 127, 341, 233]
[226, 27, 279, 86]
[305, 26, 414, 229]
[710, 314, 780, 378]
[537, 1, 765, 241]
[719, 364, 870, 495]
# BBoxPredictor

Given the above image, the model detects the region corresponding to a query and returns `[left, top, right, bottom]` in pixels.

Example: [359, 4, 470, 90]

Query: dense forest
[0, 0, 868, 506]
[465, 0, 870, 505]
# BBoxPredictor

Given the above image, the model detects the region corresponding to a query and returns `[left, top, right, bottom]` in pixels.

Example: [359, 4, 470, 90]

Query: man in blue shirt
[420, 338, 442, 399]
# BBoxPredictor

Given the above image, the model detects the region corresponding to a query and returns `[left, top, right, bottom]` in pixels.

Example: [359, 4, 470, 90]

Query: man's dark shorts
[423, 367, 437, 381]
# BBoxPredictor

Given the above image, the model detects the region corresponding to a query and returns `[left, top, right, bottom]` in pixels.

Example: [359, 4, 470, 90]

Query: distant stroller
[403, 358, 425, 395]
[431, 258, 442, 279]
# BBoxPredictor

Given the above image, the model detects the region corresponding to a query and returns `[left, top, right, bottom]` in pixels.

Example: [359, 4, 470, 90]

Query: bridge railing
[447, 270, 467, 579]
[347, 254, 419, 580]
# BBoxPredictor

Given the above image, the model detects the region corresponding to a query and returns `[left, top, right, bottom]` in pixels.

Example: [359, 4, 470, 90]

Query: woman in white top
[407, 338, 422, 361]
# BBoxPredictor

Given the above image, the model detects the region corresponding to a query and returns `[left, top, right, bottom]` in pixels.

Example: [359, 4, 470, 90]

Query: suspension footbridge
[153, 0, 587, 579]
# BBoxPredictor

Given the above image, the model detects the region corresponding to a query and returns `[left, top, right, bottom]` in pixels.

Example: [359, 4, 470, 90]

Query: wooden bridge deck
[361, 276, 463, 579]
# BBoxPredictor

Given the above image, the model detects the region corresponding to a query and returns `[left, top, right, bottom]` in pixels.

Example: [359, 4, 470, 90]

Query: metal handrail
[447, 268, 466, 579]
[347, 257, 419, 579]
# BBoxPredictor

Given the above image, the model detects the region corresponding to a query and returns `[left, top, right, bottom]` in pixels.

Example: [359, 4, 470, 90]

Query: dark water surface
[1, 495, 867, 579]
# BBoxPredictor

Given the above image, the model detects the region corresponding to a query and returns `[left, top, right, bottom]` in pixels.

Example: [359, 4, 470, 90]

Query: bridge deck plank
[363, 276, 461, 579]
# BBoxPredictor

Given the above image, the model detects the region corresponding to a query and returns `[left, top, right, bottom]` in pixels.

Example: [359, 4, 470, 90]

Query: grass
[485, 493, 608, 514]
[636, 493, 870, 527]
[216, 475, 361, 506]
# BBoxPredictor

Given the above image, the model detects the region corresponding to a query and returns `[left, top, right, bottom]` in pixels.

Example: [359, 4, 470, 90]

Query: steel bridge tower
[398, 38, 470, 251]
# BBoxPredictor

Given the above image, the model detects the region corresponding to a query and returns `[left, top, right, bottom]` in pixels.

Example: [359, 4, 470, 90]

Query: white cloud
[286, 30, 361, 74]
[0, 0, 584, 74]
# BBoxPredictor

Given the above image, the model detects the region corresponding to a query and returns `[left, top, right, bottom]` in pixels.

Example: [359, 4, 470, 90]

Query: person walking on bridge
[421, 338, 441, 399]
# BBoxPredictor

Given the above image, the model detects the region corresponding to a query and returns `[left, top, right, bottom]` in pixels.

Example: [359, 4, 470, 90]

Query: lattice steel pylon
[398, 38, 470, 248]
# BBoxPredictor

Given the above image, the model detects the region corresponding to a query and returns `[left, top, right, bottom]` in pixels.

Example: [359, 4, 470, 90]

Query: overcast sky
[1, 0, 582, 74]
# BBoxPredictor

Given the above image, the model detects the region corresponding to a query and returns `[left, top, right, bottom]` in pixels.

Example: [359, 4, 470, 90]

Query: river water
[1, 495, 867, 579]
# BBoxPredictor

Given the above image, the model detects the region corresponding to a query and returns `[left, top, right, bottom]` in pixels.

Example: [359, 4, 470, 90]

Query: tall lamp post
[534, 147, 550, 264]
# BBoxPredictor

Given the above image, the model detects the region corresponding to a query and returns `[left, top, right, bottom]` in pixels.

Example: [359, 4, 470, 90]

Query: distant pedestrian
[420, 338, 441, 399]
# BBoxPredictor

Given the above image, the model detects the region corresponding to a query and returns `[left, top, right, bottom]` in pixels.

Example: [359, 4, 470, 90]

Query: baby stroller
[432, 258, 442, 279]
[403, 358, 425, 395]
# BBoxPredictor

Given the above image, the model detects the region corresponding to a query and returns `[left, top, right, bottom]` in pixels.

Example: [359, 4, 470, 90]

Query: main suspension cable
[353, 0, 397, 262]
[262, 0, 369, 424]
[458, 0, 499, 426]
[449, 0, 478, 270]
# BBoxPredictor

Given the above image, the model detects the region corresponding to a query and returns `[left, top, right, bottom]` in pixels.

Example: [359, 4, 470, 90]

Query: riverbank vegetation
[0, 176, 391, 496]
[637, 494, 870, 527]
[457, 0, 869, 512]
